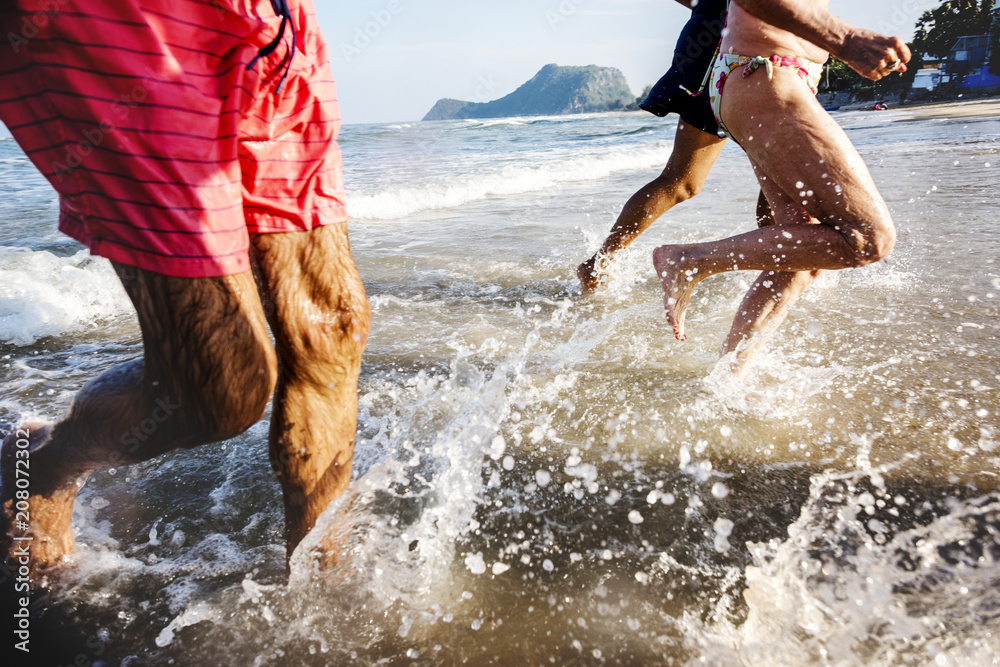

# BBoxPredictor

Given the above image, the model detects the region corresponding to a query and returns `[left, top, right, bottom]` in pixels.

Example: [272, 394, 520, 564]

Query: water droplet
[490, 435, 506, 460]
[714, 518, 734, 537]
[465, 552, 487, 575]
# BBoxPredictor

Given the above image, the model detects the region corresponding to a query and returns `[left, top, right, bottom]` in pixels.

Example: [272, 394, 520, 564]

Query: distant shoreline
[353, 95, 1000, 127]
[880, 96, 1000, 121]
[822, 94, 1000, 120]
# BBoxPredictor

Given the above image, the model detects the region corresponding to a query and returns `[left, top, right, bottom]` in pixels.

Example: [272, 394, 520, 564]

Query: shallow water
[1, 108, 999, 665]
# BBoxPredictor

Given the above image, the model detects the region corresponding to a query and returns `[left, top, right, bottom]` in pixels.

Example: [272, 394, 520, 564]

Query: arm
[732, 0, 911, 80]
[732, 0, 851, 53]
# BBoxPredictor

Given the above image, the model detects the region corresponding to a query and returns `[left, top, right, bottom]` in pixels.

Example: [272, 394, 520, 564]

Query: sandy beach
[895, 95, 1000, 120]
[839, 94, 1000, 120]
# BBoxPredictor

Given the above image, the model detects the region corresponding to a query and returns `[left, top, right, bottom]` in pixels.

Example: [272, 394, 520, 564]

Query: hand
[839, 28, 911, 81]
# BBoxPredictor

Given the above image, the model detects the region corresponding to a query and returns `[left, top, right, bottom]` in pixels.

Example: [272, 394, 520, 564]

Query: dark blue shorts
[640, 0, 727, 136]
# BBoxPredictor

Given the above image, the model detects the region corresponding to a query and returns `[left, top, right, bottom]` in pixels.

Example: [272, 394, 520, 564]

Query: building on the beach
[942, 33, 1000, 93]
[938, 7, 1000, 93]
[912, 67, 943, 92]
[946, 35, 990, 78]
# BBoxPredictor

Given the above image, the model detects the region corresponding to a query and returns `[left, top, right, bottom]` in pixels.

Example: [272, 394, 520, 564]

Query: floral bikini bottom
[708, 54, 825, 139]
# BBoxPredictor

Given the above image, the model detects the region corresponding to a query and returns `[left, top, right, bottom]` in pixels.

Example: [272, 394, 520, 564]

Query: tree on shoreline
[912, 0, 997, 73]
[824, 1, 1000, 94]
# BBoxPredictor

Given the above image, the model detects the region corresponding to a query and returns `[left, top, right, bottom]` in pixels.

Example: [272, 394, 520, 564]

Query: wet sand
[843, 95, 1000, 121]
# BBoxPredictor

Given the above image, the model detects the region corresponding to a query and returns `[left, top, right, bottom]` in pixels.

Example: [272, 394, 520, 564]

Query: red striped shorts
[0, 0, 347, 278]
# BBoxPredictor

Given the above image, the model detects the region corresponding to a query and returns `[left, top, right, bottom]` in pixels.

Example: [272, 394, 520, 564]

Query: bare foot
[577, 252, 614, 293]
[651, 245, 704, 341]
[1, 423, 84, 574]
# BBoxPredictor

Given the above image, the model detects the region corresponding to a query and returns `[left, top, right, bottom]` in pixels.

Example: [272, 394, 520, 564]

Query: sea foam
[346, 143, 674, 221]
[0, 247, 132, 346]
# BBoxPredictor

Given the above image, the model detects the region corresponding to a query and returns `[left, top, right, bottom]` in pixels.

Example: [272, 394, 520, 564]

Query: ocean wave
[0, 247, 132, 346]
[458, 118, 528, 129]
[347, 143, 674, 221]
[456, 114, 615, 129]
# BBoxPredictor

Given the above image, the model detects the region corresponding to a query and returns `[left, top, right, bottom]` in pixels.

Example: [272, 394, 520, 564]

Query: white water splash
[0, 247, 131, 345]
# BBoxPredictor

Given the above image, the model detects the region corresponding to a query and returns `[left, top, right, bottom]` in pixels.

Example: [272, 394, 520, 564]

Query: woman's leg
[578, 121, 726, 292]
[652, 67, 895, 342]
[720, 162, 823, 379]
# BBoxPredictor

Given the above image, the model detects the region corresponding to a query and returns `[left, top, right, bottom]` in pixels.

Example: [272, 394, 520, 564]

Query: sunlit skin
[652, 0, 910, 379]
[578, 0, 750, 294]
[1, 224, 370, 574]
[577, 121, 728, 293]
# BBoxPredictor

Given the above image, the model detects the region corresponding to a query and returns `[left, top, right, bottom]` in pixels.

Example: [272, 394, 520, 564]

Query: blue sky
[0, 0, 944, 139]
[320, 0, 942, 125]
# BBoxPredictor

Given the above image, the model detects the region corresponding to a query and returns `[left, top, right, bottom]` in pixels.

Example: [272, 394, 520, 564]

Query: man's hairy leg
[578, 121, 725, 292]
[1, 266, 277, 572]
[249, 224, 371, 563]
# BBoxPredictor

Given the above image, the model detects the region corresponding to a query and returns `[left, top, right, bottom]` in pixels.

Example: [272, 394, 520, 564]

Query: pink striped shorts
[0, 0, 347, 278]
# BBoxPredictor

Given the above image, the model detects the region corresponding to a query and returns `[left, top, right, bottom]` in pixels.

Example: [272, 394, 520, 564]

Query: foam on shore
[346, 143, 674, 221]
[0, 247, 132, 346]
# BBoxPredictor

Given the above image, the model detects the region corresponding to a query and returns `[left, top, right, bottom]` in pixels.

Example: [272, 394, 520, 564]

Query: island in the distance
[422, 64, 638, 121]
